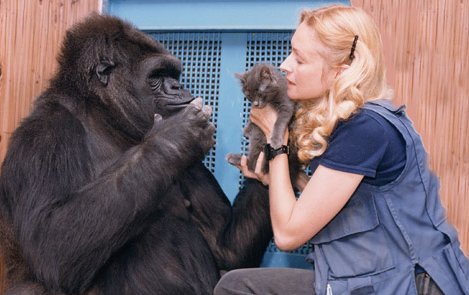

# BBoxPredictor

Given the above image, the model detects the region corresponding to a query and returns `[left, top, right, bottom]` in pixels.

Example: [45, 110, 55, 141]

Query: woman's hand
[233, 105, 286, 185]
[235, 153, 270, 186]
[250, 105, 278, 141]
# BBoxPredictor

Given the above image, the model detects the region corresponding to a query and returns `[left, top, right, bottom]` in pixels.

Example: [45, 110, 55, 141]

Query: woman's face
[280, 22, 337, 102]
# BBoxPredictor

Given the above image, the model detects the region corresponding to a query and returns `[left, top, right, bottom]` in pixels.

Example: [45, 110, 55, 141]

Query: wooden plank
[351, 0, 469, 255]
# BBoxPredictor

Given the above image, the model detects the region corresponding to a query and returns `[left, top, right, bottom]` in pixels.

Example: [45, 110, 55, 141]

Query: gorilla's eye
[149, 77, 163, 91]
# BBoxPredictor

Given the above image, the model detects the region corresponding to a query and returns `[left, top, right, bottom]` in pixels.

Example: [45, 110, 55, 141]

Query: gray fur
[227, 64, 295, 173]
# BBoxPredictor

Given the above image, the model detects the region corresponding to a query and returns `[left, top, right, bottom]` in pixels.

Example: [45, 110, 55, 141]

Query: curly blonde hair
[291, 5, 391, 163]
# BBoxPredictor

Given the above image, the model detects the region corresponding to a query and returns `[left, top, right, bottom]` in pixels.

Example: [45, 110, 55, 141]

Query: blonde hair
[291, 5, 391, 163]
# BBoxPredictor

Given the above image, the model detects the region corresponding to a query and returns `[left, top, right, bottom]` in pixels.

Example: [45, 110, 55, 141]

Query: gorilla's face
[78, 16, 197, 139]
[135, 54, 195, 118]
[51, 14, 202, 141]
[95, 50, 194, 121]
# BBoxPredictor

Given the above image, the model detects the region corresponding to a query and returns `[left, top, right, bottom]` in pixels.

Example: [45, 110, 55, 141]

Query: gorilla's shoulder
[2, 97, 90, 190]
[10, 97, 86, 154]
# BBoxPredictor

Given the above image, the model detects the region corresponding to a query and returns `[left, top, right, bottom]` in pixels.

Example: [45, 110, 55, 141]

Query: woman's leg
[213, 268, 315, 295]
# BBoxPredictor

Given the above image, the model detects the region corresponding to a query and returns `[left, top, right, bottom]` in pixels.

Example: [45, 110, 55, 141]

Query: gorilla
[0, 14, 272, 295]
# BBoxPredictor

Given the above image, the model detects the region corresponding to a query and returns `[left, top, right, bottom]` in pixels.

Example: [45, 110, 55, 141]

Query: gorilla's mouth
[165, 96, 196, 110]
[153, 95, 196, 115]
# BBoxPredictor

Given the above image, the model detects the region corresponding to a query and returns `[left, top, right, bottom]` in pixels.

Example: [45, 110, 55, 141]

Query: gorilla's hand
[176, 97, 215, 155]
[145, 97, 215, 164]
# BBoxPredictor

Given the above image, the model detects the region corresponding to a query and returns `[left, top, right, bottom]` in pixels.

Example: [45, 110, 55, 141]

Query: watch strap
[264, 143, 289, 161]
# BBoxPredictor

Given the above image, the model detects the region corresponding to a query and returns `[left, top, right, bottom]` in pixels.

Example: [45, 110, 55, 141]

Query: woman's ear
[335, 64, 350, 78]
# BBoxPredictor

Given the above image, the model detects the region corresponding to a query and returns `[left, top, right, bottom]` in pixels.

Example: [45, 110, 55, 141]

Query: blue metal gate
[106, 0, 349, 269]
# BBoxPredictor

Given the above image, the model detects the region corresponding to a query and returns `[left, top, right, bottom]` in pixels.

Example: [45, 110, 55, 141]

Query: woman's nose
[279, 55, 292, 73]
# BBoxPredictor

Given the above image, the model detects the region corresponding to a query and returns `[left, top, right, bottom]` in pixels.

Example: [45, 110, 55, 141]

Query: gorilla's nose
[164, 78, 182, 95]
[170, 82, 180, 91]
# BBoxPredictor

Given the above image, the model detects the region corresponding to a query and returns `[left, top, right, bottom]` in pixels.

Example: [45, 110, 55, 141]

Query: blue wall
[105, 0, 349, 30]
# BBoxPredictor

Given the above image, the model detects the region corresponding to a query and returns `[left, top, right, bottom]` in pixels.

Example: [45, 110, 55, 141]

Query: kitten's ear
[260, 67, 274, 81]
[235, 72, 245, 83]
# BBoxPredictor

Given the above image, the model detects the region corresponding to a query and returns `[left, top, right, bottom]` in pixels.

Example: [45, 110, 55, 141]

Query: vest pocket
[311, 192, 395, 278]
[420, 243, 469, 294]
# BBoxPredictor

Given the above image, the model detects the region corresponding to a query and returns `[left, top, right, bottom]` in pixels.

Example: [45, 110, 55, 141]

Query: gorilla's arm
[0, 100, 213, 294]
[180, 164, 272, 270]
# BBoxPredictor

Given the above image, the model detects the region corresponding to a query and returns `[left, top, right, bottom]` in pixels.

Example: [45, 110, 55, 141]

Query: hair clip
[349, 35, 359, 61]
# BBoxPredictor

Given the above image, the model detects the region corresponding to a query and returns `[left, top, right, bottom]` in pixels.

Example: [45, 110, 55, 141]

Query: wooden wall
[0, 1, 102, 293]
[0, 0, 102, 160]
[0, 0, 468, 293]
[351, 0, 469, 256]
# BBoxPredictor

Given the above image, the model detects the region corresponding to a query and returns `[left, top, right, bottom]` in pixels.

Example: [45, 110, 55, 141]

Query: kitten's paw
[226, 153, 242, 166]
[243, 123, 253, 137]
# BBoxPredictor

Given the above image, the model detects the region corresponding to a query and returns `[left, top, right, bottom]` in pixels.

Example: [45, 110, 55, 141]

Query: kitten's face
[237, 64, 285, 108]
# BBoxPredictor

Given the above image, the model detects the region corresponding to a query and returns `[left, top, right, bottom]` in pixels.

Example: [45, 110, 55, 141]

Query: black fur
[0, 14, 272, 295]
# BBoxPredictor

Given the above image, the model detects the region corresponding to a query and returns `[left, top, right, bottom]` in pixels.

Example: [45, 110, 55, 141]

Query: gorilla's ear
[96, 60, 115, 86]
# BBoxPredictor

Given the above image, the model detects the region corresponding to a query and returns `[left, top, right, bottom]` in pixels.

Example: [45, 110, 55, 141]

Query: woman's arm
[247, 106, 364, 251]
[268, 156, 363, 250]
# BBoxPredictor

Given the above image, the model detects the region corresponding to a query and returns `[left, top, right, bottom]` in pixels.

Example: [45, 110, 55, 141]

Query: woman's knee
[214, 269, 252, 294]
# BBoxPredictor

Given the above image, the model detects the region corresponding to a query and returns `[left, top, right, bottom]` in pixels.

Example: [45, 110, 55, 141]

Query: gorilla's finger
[190, 97, 203, 109]
[207, 138, 216, 149]
[206, 123, 216, 135]
[146, 113, 167, 136]
[202, 124, 216, 149]
[154, 113, 163, 122]
[202, 105, 212, 117]
[193, 108, 213, 127]
[181, 104, 200, 121]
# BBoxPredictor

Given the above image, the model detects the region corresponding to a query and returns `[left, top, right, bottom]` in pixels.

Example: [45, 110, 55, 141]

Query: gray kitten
[227, 63, 296, 173]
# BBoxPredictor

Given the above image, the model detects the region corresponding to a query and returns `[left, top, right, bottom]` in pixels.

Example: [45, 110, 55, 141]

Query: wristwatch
[264, 143, 289, 161]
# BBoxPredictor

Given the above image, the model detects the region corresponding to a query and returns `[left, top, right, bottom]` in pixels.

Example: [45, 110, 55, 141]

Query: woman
[214, 5, 469, 295]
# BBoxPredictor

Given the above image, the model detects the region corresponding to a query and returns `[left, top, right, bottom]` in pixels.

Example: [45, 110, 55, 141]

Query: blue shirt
[309, 108, 406, 186]
[307, 100, 469, 295]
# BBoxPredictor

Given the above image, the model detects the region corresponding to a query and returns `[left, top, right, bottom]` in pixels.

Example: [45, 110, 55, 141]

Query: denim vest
[306, 99, 469, 295]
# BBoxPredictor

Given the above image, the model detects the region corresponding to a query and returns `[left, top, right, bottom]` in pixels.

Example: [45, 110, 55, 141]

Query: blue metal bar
[213, 33, 247, 203]
[105, 0, 350, 31]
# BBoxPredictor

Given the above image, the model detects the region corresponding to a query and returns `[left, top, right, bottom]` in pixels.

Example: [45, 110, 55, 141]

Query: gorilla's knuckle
[182, 109, 200, 123]
[154, 113, 163, 122]
[184, 104, 199, 114]
[207, 123, 216, 133]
